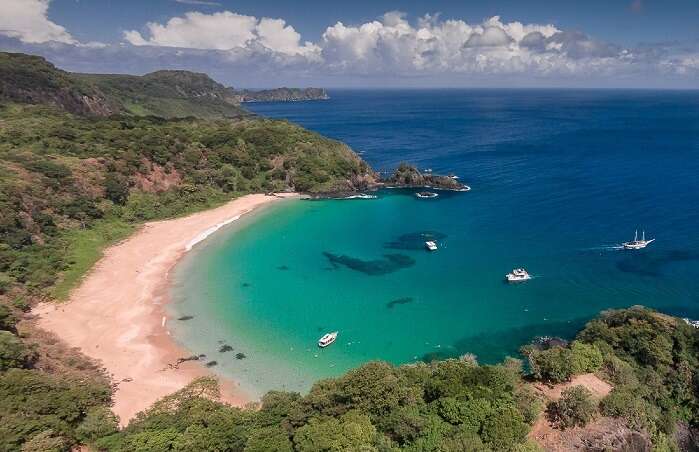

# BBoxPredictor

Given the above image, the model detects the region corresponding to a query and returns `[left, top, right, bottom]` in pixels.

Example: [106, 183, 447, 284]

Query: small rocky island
[233, 88, 329, 103]
[383, 163, 469, 191]
[307, 163, 469, 199]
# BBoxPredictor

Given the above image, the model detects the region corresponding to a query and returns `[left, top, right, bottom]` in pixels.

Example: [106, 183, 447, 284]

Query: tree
[0, 304, 17, 331]
[75, 406, 119, 443]
[480, 404, 529, 450]
[0, 330, 32, 370]
[20, 430, 69, 452]
[547, 386, 597, 429]
[244, 426, 293, 452]
[569, 341, 603, 374]
[293, 411, 378, 451]
[524, 346, 573, 383]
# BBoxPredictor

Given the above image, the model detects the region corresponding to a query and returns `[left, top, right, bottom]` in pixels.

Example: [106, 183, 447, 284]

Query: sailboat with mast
[622, 230, 655, 250]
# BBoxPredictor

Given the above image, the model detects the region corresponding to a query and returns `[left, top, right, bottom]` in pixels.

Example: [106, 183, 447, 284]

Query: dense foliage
[75, 70, 247, 119]
[0, 103, 372, 297]
[546, 386, 596, 429]
[96, 360, 542, 451]
[578, 307, 699, 444]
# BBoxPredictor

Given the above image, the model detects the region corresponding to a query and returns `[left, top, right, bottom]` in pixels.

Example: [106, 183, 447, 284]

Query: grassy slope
[50, 219, 135, 300]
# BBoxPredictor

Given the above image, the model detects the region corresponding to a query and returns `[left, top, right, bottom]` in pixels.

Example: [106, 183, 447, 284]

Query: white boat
[415, 192, 439, 199]
[506, 268, 531, 282]
[683, 318, 699, 328]
[318, 331, 338, 348]
[425, 240, 438, 251]
[337, 193, 377, 200]
[622, 230, 655, 250]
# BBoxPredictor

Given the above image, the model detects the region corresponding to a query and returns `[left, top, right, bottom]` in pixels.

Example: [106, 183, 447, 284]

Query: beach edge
[33, 193, 298, 426]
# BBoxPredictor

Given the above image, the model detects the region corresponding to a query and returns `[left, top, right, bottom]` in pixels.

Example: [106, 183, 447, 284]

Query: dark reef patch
[384, 231, 447, 250]
[419, 316, 591, 364]
[616, 250, 699, 277]
[177, 315, 194, 321]
[206, 361, 218, 367]
[219, 344, 233, 353]
[235, 352, 247, 360]
[323, 252, 415, 275]
[241, 282, 251, 288]
[277, 265, 290, 271]
[387, 297, 414, 309]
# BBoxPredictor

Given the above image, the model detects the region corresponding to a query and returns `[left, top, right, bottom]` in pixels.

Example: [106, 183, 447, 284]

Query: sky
[1, 0, 698, 88]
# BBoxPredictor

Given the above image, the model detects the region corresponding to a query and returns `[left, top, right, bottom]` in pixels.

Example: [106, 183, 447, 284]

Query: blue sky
[1, 0, 698, 88]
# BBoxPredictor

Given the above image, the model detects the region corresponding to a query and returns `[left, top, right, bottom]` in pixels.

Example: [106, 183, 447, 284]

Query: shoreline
[34, 193, 297, 426]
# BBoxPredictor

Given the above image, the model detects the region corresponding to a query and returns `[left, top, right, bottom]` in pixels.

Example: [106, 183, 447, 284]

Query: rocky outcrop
[383, 163, 469, 191]
[234, 87, 329, 103]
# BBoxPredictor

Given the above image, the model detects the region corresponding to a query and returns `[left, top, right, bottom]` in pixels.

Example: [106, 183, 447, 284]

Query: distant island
[233, 87, 329, 103]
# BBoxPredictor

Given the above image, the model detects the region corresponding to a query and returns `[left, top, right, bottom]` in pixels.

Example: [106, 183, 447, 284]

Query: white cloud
[124, 11, 318, 57]
[1, 6, 696, 87]
[0, 0, 74, 44]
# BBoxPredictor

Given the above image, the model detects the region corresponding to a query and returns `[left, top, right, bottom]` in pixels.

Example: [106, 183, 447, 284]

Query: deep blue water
[169, 90, 699, 396]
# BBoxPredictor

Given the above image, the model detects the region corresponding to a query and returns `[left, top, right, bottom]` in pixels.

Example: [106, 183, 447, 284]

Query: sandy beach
[35, 193, 296, 425]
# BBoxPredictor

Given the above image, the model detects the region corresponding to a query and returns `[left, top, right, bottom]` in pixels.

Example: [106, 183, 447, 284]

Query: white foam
[185, 212, 247, 252]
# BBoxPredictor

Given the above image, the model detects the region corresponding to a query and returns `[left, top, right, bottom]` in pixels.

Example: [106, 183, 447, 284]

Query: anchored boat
[415, 192, 438, 199]
[506, 268, 531, 282]
[318, 331, 338, 348]
[622, 230, 654, 250]
[425, 240, 438, 251]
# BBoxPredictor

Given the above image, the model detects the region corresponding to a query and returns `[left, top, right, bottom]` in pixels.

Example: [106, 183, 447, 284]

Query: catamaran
[425, 240, 438, 251]
[506, 268, 531, 282]
[622, 230, 655, 250]
[318, 331, 338, 348]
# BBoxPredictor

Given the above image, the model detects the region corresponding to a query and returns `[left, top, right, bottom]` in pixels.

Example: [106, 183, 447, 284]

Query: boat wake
[581, 245, 626, 252]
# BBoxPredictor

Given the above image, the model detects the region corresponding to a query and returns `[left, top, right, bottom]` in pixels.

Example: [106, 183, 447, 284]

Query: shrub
[244, 426, 293, 452]
[546, 386, 597, 429]
[525, 346, 573, 383]
[75, 406, 119, 443]
[0, 330, 33, 370]
[0, 304, 17, 331]
[569, 341, 603, 374]
[20, 430, 69, 452]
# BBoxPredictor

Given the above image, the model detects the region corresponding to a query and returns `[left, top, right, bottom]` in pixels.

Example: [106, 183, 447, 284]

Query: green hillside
[75, 70, 247, 119]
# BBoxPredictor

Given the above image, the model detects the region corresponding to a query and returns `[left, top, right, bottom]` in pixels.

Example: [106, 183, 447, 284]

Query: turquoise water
[170, 90, 699, 396]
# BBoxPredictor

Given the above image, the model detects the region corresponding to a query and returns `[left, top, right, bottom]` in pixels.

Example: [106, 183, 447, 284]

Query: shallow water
[169, 89, 699, 396]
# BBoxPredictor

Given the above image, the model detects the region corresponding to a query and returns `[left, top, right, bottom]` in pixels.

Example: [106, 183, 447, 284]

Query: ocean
[169, 89, 699, 397]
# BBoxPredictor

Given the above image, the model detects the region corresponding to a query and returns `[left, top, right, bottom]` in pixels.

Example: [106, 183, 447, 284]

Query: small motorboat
[622, 230, 654, 250]
[505, 268, 531, 282]
[318, 331, 338, 348]
[425, 240, 438, 251]
[415, 192, 439, 199]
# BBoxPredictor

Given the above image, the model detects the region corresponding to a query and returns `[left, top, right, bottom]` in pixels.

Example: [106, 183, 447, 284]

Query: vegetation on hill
[0, 103, 374, 299]
[1, 52, 326, 119]
[96, 359, 542, 451]
[75, 71, 247, 119]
